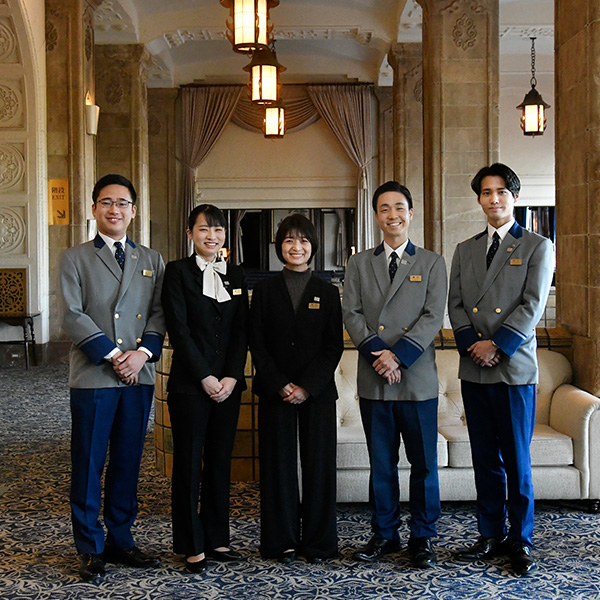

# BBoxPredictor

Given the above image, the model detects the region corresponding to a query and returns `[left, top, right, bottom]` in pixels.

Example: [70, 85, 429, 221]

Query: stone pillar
[45, 0, 101, 340]
[419, 0, 499, 259]
[374, 86, 394, 186]
[388, 43, 424, 248]
[95, 45, 151, 245]
[555, 1, 600, 395]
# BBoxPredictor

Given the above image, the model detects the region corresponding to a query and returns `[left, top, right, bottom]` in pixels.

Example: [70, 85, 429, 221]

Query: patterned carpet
[1, 365, 600, 599]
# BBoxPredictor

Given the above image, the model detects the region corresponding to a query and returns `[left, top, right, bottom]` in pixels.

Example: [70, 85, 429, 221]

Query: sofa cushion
[536, 349, 572, 424]
[439, 424, 574, 468]
[435, 350, 465, 427]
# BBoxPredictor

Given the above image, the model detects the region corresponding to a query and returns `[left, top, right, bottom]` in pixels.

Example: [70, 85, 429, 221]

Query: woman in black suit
[161, 204, 248, 574]
[250, 214, 344, 563]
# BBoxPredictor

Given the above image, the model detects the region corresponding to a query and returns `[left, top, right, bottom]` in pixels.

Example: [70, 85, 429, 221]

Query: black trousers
[167, 388, 241, 556]
[258, 394, 337, 559]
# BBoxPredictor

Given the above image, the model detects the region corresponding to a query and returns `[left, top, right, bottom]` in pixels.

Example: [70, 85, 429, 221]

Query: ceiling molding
[500, 25, 554, 39]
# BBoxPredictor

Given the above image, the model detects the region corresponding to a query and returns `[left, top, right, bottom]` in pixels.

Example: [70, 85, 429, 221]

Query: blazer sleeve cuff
[493, 325, 527, 358]
[454, 325, 480, 356]
[139, 331, 165, 362]
[79, 333, 118, 366]
[390, 336, 424, 369]
[357, 335, 389, 366]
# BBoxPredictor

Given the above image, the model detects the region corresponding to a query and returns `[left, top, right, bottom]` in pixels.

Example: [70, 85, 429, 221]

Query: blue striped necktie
[114, 241, 125, 270]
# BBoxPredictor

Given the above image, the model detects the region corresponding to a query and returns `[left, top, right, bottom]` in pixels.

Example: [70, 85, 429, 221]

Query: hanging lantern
[264, 100, 285, 138]
[243, 45, 286, 104]
[220, 0, 279, 54]
[516, 37, 551, 136]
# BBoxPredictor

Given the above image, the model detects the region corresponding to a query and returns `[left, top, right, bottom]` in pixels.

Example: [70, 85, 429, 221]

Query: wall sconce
[220, 0, 279, 54]
[85, 92, 100, 136]
[243, 45, 285, 104]
[264, 100, 285, 138]
[516, 37, 550, 136]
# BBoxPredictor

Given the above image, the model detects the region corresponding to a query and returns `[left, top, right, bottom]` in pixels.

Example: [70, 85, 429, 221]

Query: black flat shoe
[408, 537, 437, 569]
[456, 536, 507, 561]
[103, 545, 160, 568]
[185, 557, 207, 574]
[353, 537, 400, 562]
[278, 549, 296, 564]
[508, 542, 536, 576]
[78, 553, 105, 582]
[206, 548, 242, 561]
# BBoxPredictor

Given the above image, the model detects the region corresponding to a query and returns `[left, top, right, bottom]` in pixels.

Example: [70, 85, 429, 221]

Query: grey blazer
[343, 240, 447, 401]
[448, 222, 554, 385]
[58, 235, 166, 389]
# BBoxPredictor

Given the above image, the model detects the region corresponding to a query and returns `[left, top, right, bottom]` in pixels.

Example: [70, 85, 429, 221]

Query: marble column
[95, 44, 151, 245]
[555, 1, 600, 395]
[388, 42, 424, 248]
[418, 0, 499, 260]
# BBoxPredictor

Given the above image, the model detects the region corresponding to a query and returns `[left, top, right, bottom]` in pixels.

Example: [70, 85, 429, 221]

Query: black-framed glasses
[96, 199, 134, 209]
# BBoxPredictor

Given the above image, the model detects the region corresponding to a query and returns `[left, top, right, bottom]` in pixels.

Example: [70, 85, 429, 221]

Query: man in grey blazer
[58, 174, 165, 582]
[448, 163, 554, 575]
[343, 181, 447, 569]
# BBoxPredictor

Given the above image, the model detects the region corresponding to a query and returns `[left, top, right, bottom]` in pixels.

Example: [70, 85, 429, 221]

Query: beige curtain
[307, 84, 375, 252]
[180, 86, 243, 257]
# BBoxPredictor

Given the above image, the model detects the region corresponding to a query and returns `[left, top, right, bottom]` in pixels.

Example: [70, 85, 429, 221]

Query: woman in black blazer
[161, 204, 248, 574]
[250, 214, 344, 563]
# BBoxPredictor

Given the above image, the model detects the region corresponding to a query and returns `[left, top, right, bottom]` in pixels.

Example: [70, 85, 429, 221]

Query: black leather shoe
[104, 546, 160, 568]
[509, 542, 536, 575]
[456, 536, 507, 561]
[408, 537, 437, 569]
[353, 537, 400, 562]
[206, 548, 242, 561]
[185, 557, 207, 574]
[78, 553, 105, 582]
[305, 556, 324, 564]
[278, 549, 296, 564]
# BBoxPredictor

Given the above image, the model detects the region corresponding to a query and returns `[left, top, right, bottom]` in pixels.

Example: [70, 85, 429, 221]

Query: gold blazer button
[115, 313, 120, 319]
[495, 308, 502, 313]
[472, 308, 478, 313]
[136, 338, 142, 344]
[117, 338, 123, 344]
[379, 325, 385, 331]
[478, 332, 483, 338]
[136, 314, 142, 319]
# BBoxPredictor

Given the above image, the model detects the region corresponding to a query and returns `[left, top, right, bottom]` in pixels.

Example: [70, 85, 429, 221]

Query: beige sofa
[335, 348, 600, 509]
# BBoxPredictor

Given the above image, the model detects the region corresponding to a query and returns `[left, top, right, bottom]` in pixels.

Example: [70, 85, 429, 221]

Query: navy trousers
[359, 397, 440, 541]
[461, 381, 536, 545]
[70, 385, 153, 554]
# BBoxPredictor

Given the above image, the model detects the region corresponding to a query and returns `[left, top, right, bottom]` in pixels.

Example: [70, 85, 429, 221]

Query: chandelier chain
[530, 37, 537, 88]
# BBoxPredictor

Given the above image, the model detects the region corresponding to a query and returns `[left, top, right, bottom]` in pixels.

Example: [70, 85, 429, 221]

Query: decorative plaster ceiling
[94, 0, 554, 88]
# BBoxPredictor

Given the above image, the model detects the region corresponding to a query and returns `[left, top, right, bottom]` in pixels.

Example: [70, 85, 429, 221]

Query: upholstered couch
[335, 348, 600, 507]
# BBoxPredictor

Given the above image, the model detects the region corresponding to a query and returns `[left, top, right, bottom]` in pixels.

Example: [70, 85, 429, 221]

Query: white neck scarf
[195, 255, 231, 302]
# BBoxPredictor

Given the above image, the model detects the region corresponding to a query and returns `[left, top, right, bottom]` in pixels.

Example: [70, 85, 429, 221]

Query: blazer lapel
[94, 235, 122, 282]
[117, 239, 137, 301]
[470, 231, 488, 291]
[385, 240, 416, 303]
[370, 243, 391, 297]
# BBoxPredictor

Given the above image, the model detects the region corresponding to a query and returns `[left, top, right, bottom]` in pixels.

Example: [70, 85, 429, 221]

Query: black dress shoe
[305, 556, 324, 564]
[78, 553, 105, 582]
[206, 548, 242, 561]
[508, 542, 536, 575]
[353, 537, 400, 562]
[104, 546, 160, 568]
[278, 550, 296, 564]
[456, 536, 507, 561]
[185, 557, 207, 574]
[408, 537, 437, 569]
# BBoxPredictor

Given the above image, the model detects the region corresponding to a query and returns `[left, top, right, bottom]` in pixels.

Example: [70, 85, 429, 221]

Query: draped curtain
[307, 84, 374, 253]
[180, 86, 243, 257]
[233, 210, 247, 265]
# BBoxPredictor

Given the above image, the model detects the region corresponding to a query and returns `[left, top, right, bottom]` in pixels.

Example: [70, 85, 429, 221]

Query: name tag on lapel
[142, 269, 153, 277]
[510, 259, 522, 266]
[308, 302, 320, 309]
[410, 275, 422, 282]
[232, 288, 242, 296]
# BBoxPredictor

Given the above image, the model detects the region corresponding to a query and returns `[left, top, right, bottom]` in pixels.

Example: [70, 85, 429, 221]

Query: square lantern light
[243, 45, 285, 105]
[264, 100, 285, 138]
[220, 0, 279, 54]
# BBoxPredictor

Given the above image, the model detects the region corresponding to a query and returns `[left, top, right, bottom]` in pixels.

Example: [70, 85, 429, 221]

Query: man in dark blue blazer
[58, 174, 165, 582]
[448, 163, 554, 575]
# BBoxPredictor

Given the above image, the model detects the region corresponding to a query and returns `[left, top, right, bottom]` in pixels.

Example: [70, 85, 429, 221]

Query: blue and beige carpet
[1, 364, 600, 599]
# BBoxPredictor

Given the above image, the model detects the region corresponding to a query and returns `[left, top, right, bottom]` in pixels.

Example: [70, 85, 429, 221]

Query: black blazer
[162, 256, 249, 395]
[250, 271, 343, 402]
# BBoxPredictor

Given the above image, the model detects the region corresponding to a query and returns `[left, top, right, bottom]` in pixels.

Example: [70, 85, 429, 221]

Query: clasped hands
[279, 383, 309, 405]
[112, 350, 149, 385]
[201, 376, 238, 403]
[372, 349, 402, 385]
[467, 339, 502, 367]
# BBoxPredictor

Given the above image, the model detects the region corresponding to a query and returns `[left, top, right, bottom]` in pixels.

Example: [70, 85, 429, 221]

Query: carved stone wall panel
[439, 0, 490, 59]
[0, 268, 26, 315]
[0, 80, 24, 128]
[0, 206, 26, 254]
[0, 143, 25, 191]
[0, 18, 20, 64]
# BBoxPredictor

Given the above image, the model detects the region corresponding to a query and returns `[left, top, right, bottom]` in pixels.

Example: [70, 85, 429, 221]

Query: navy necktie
[486, 232, 500, 269]
[114, 241, 125, 270]
[389, 251, 398, 282]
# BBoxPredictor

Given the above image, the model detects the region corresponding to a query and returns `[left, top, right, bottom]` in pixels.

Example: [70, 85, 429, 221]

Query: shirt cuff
[138, 346, 152, 359]
[104, 347, 120, 361]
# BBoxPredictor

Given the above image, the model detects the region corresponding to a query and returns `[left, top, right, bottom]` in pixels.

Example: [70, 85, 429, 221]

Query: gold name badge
[410, 275, 422, 282]
[308, 302, 320, 309]
[510, 259, 522, 266]
[233, 288, 242, 296]
[142, 269, 153, 277]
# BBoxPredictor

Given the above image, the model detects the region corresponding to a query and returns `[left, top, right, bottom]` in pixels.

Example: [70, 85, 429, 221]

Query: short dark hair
[275, 214, 319, 265]
[372, 181, 413, 211]
[188, 204, 227, 231]
[471, 163, 521, 197]
[92, 174, 137, 204]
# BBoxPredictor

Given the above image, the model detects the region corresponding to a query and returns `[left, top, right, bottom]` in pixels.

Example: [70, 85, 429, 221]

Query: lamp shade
[220, 0, 279, 54]
[516, 86, 550, 136]
[243, 46, 285, 104]
[264, 101, 285, 137]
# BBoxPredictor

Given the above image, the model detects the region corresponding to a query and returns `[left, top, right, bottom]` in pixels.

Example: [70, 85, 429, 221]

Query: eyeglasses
[96, 199, 134, 209]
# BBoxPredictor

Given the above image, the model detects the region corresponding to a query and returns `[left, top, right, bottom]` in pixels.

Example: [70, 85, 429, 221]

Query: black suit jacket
[162, 256, 249, 395]
[249, 271, 343, 401]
